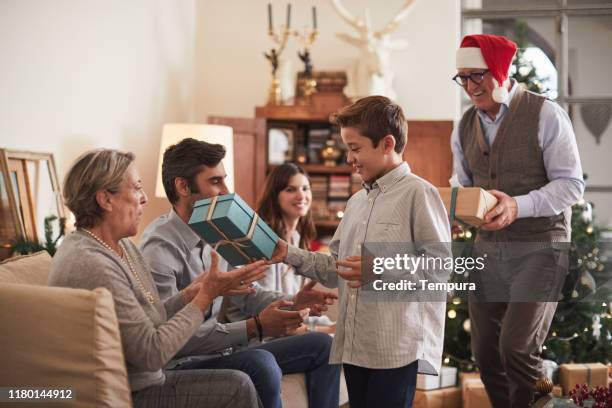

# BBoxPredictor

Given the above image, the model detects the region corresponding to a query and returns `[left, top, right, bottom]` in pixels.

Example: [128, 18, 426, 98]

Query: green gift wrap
[188, 193, 279, 267]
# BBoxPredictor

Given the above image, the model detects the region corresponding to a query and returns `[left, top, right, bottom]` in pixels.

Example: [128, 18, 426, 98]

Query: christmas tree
[542, 200, 612, 364]
[510, 21, 548, 94]
[443, 202, 612, 370]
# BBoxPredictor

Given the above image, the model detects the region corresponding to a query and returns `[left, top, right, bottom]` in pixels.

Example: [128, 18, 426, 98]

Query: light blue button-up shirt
[451, 81, 585, 218]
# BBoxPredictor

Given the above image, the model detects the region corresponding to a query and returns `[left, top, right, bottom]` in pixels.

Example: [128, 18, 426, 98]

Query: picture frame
[267, 125, 297, 165]
[0, 149, 65, 259]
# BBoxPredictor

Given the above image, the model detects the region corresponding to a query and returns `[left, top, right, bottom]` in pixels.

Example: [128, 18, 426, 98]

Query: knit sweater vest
[459, 85, 570, 242]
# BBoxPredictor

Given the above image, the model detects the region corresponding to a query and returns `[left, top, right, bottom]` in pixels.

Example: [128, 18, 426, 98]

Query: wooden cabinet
[404, 120, 454, 187]
[208, 116, 266, 207]
[208, 109, 453, 235]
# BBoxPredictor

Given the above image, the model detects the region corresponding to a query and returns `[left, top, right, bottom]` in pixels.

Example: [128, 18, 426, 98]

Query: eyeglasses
[452, 70, 489, 87]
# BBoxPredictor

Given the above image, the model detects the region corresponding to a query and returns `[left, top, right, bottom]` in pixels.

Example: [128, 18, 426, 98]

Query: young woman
[257, 163, 335, 332]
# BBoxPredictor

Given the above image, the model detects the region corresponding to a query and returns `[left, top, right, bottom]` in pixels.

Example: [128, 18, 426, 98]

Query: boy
[273, 96, 451, 408]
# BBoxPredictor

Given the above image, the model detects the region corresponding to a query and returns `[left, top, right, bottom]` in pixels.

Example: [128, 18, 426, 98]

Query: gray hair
[63, 149, 135, 229]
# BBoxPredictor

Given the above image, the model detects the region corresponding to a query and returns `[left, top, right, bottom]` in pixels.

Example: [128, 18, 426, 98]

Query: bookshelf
[268, 164, 353, 174]
[257, 100, 357, 234]
[208, 104, 453, 238]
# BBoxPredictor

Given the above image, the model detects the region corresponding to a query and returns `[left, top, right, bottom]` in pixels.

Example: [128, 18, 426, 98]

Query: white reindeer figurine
[330, 0, 416, 100]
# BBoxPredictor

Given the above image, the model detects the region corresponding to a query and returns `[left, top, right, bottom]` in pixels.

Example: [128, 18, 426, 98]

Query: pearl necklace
[81, 228, 156, 304]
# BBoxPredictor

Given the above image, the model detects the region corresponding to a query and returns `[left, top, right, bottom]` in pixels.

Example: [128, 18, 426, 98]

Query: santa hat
[456, 34, 517, 103]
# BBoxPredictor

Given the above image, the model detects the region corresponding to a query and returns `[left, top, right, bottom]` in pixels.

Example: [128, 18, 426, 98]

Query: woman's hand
[192, 251, 269, 311]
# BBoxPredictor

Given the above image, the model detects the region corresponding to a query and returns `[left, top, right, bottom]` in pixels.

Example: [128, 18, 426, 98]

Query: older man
[451, 34, 584, 407]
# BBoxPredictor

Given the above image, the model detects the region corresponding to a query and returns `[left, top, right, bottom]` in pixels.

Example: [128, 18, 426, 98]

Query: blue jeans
[175, 332, 340, 408]
[343, 361, 418, 408]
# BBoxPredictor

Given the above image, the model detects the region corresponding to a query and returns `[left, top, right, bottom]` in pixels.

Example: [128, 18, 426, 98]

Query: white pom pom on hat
[491, 79, 509, 103]
[456, 34, 517, 104]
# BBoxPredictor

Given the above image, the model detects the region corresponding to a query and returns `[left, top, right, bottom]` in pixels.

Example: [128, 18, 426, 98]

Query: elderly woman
[49, 149, 268, 408]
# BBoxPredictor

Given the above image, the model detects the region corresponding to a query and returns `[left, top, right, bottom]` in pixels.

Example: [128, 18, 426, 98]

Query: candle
[286, 3, 291, 29]
[312, 6, 317, 30]
[268, 3, 273, 32]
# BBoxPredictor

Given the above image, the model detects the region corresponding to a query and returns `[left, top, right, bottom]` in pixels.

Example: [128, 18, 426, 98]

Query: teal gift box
[188, 193, 279, 267]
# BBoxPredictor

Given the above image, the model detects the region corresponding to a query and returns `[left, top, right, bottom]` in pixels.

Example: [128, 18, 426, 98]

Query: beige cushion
[281, 374, 308, 408]
[280, 368, 349, 408]
[0, 251, 52, 285]
[0, 283, 132, 408]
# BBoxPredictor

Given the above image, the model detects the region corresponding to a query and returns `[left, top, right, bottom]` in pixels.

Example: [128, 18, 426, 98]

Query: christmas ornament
[536, 377, 554, 394]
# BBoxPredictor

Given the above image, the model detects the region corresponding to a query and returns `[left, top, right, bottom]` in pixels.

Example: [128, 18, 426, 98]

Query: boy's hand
[337, 255, 362, 288]
[293, 280, 338, 316]
[270, 239, 288, 264]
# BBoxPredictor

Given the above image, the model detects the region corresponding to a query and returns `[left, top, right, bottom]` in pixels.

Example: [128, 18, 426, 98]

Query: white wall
[0, 0, 198, 236]
[0, 0, 461, 239]
[196, 0, 460, 121]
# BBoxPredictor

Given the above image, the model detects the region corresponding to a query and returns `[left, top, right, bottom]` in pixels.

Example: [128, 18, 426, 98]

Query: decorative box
[413, 387, 461, 408]
[438, 187, 498, 226]
[462, 379, 492, 408]
[417, 366, 458, 390]
[459, 373, 492, 408]
[188, 193, 279, 267]
[559, 363, 608, 395]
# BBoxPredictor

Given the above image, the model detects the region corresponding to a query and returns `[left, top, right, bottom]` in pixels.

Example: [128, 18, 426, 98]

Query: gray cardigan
[48, 230, 203, 392]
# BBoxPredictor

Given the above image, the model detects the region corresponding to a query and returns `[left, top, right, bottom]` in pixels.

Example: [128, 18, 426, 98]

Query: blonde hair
[63, 149, 135, 229]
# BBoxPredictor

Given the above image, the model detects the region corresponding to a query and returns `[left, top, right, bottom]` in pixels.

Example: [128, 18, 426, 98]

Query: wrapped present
[413, 387, 461, 408]
[438, 187, 498, 226]
[559, 363, 608, 395]
[189, 193, 279, 267]
[459, 371, 481, 388]
[417, 366, 458, 390]
[461, 374, 492, 408]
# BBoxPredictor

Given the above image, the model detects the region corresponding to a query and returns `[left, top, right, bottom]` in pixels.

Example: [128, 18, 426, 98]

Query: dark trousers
[469, 244, 563, 407]
[343, 361, 418, 408]
[469, 301, 557, 408]
[176, 332, 340, 408]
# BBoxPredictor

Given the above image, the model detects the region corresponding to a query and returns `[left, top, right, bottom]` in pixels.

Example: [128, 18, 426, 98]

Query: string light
[448, 310, 457, 319]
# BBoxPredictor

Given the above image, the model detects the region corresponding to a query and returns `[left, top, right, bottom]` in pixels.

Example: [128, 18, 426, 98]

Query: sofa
[0, 251, 347, 408]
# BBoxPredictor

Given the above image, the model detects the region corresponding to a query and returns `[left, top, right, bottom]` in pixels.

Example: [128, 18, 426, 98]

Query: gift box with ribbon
[559, 363, 608, 396]
[417, 366, 458, 390]
[188, 193, 279, 267]
[460, 372, 492, 408]
[438, 187, 498, 226]
[413, 387, 461, 408]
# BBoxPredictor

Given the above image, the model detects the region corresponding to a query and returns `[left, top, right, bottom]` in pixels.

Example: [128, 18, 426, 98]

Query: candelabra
[294, 19, 318, 103]
[265, 4, 291, 105]
[265, 4, 318, 105]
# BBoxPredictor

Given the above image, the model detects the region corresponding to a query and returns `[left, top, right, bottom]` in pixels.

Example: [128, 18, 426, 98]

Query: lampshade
[155, 123, 234, 198]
